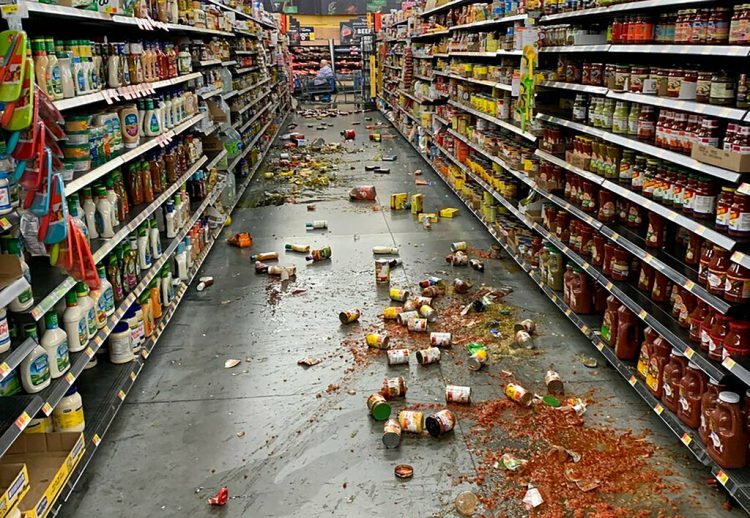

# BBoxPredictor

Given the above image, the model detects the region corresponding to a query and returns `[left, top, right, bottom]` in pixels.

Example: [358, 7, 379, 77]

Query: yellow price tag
[606, 282, 613, 290]
[42, 402, 53, 415]
[15, 412, 30, 430]
[716, 470, 729, 486]
[141, 349, 149, 359]
[130, 371, 137, 381]
[582, 263, 589, 271]
[84, 347, 95, 358]
[654, 404, 664, 415]
[92, 434, 101, 446]
[628, 375, 637, 386]
[1, 5, 19, 14]
[638, 309, 647, 319]
[0, 362, 9, 377]
[684, 347, 695, 359]
[667, 212, 678, 221]
[611, 232, 620, 241]
[685, 280, 695, 291]
[117, 390, 126, 400]
[564, 309, 572, 316]
[722, 357, 736, 370]
[596, 341, 604, 351]
[681, 433, 692, 446]
[581, 325, 589, 334]
[65, 372, 75, 384]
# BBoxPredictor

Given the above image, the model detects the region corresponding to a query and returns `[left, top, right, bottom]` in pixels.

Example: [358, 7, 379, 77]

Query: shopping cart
[297, 76, 336, 103]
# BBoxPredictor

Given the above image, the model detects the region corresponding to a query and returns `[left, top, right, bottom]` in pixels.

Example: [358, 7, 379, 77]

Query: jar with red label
[579, 225, 593, 257]
[645, 212, 666, 248]
[592, 234, 605, 266]
[603, 242, 616, 276]
[689, 300, 709, 343]
[581, 62, 591, 85]
[581, 182, 596, 213]
[637, 106, 656, 142]
[699, 244, 716, 284]
[700, 308, 717, 351]
[614, 65, 630, 92]
[692, 8, 710, 43]
[638, 261, 655, 293]
[706, 246, 729, 295]
[725, 262, 750, 303]
[627, 203, 643, 228]
[697, 117, 721, 148]
[716, 187, 736, 230]
[676, 290, 696, 327]
[708, 313, 730, 361]
[555, 211, 570, 242]
[598, 190, 616, 223]
[724, 321, 750, 360]
[729, 192, 750, 237]
[692, 177, 717, 220]
[651, 271, 670, 303]
[565, 62, 581, 84]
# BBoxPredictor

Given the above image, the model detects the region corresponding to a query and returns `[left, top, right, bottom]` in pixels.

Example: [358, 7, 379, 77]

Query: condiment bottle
[41, 312, 70, 379]
[699, 378, 726, 444]
[724, 321, 750, 361]
[708, 392, 749, 469]
[63, 291, 88, 353]
[637, 326, 657, 379]
[725, 262, 750, 303]
[677, 362, 708, 428]
[708, 314, 730, 361]
[646, 334, 671, 398]
[662, 348, 688, 413]
[615, 305, 640, 360]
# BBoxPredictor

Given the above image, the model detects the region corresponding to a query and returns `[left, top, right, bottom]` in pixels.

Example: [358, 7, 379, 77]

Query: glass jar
[696, 71, 712, 104]
[689, 300, 709, 343]
[646, 212, 666, 248]
[611, 247, 630, 281]
[706, 246, 729, 295]
[707, 7, 732, 44]
[708, 313, 730, 361]
[729, 192, 750, 237]
[710, 70, 736, 106]
[630, 66, 649, 93]
[725, 262, 750, 303]
[685, 233, 702, 266]
[651, 271, 670, 303]
[667, 68, 683, 98]
[592, 235, 605, 266]
[638, 261, 655, 293]
[581, 62, 592, 85]
[698, 243, 715, 284]
[692, 177, 717, 220]
[692, 8, 710, 43]
[590, 63, 604, 86]
[637, 106, 656, 142]
[724, 321, 750, 360]
[614, 65, 630, 92]
[696, 117, 720, 148]
[598, 190, 616, 223]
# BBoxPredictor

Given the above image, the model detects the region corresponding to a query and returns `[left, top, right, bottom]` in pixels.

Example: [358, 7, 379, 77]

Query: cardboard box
[0, 255, 22, 292]
[418, 213, 439, 223]
[390, 193, 408, 210]
[0, 433, 85, 518]
[0, 464, 29, 518]
[440, 208, 459, 218]
[691, 143, 750, 173]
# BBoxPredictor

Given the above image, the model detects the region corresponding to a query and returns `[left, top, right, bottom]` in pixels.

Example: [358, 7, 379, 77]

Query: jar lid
[719, 391, 740, 404]
[687, 362, 699, 369]
[709, 377, 721, 386]
[671, 348, 684, 357]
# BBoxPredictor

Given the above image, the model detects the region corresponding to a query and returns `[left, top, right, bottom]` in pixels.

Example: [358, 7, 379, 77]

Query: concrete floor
[59, 105, 742, 517]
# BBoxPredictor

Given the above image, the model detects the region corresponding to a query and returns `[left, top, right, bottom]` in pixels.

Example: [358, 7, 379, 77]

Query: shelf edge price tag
[684, 347, 695, 360]
[15, 412, 30, 430]
[722, 357, 736, 370]
[92, 433, 101, 446]
[84, 346, 95, 358]
[0, 362, 9, 377]
[638, 309, 647, 320]
[681, 433, 692, 446]
[654, 404, 664, 415]
[595, 341, 604, 351]
[117, 390, 126, 401]
[65, 372, 75, 384]
[628, 375, 637, 386]
[716, 470, 729, 486]
[129, 371, 137, 381]
[0, 3, 28, 18]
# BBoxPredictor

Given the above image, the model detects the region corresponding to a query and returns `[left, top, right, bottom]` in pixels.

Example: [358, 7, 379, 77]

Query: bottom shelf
[53, 110, 289, 512]
[378, 106, 750, 513]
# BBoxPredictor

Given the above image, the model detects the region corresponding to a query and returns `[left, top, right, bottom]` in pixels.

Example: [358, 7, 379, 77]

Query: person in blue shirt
[313, 60, 334, 102]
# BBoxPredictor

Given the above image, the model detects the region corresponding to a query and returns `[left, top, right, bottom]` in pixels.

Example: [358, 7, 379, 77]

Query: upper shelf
[206, 0, 277, 30]
[539, 0, 714, 22]
[420, 0, 485, 18]
[449, 13, 527, 31]
[539, 43, 750, 58]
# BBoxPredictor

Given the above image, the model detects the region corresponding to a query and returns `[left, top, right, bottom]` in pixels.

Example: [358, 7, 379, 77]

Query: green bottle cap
[76, 282, 88, 295]
[45, 312, 59, 329]
[370, 400, 391, 421]
[66, 290, 78, 305]
[23, 323, 38, 339]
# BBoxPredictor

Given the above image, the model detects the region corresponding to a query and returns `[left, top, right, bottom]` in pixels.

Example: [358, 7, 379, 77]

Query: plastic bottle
[137, 223, 152, 271]
[109, 321, 134, 364]
[161, 265, 174, 306]
[81, 187, 99, 239]
[106, 177, 120, 227]
[53, 385, 85, 432]
[164, 95, 174, 129]
[24, 412, 54, 434]
[175, 241, 188, 281]
[140, 291, 154, 339]
[97, 264, 115, 317]
[76, 282, 97, 340]
[150, 279, 162, 319]
[20, 341, 50, 394]
[41, 312, 71, 378]
[58, 50, 74, 99]
[107, 43, 120, 88]
[149, 217, 162, 259]
[0, 172, 10, 215]
[95, 186, 115, 238]
[0, 369, 22, 396]
[63, 290, 88, 353]
[133, 301, 144, 349]
[123, 237, 139, 292]
[68, 199, 89, 244]
[165, 200, 176, 238]
[32, 39, 50, 96]
[45, 39, 62, 100]
[7, 238, 34, 312]
[69, 40, 86, 94]
[184, 236, 193, 271]
[144, 98, 162, 136]
[119, 103, 140, 149]
[123, 306, 141, 353]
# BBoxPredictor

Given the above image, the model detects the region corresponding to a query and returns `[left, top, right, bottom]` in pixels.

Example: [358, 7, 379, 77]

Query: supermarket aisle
[61, 107, 739, 517]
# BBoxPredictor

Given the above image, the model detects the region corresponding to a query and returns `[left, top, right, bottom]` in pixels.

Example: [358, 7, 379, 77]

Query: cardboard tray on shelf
[691, 142, 750, 173]
[0, 433, 85, 518]
[0, 464, 29, 518]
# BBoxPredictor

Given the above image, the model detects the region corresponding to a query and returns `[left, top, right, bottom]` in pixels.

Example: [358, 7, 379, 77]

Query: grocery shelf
[205, 149, 228, 171]
[235, 65, 260, 74]
[538, 80, 608, 96]
[609, 44, 750, 57]
[606, 91, 748, 121]
[448, 100, 537, 141]
[52, 111, 287, 513]
[539, 0, 714, 22]
[410, 30, 450, 40]
[433, 52, 450, 58]
[224, 110, 278, 172]
[0, 337, 37, 383]
[732, 251, 750, 270]
[222, 89, 239, 99]
[420, 0, 477, 17]
[0, 277, 31, 315]
[384, 64, 401, 70]
[414, 74, 433, 82]
[21, 2, 235, 37]
[540, 45, 610, 53]
[199, 87, 223, 99]
[449, 14, 527, 30]
[53, 72, 202, 112]
[222, 60, 237, 66]
[30, 155, 209, 322]
[536, 113, 743, 183]
[533, 150, 739, 252]
[232, 86, 272, 116]
[239, 101, 274, 133]
[64, 112, 206, 196]
[434, 70, 512, 91]
[389, 18, 409, 26]
[206, 0, 277, 29]
[195, 59, 222, 67]
[448, 50, 498, 57]
[234, 50, 258, 55]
